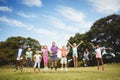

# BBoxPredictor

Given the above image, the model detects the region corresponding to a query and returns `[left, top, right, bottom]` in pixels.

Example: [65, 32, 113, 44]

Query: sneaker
[97, 67, 99, 70]
[65, 68, 68, 71]
[44, 68, 46, 71]
[61, 68, 63, 71]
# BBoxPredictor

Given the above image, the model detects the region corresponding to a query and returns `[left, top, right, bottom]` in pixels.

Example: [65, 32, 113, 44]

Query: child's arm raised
[68, 42, 73, 47]
[76, 41, 83, 48]
[90, 43, 95, 48]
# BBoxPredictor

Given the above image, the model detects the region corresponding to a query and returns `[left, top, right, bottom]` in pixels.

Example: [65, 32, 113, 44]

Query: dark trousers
[15, 60, 23, 70]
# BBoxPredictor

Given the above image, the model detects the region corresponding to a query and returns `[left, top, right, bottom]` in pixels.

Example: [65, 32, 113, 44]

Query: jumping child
[59, 46, 70, 71]
[40, 45, 49, 71]
[68, 41, 83, 67]
[90, 43, 111, 70]
[50, 42, 58, 70]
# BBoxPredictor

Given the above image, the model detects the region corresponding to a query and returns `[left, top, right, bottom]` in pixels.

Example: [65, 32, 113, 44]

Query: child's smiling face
[73, 43, 76, 47]
[44, 45, 47, 49]
[36, 50, 39, 54]
[52, 42, 55, 46]
[28, 48, 31, 51]
[62, 46, 65, 49]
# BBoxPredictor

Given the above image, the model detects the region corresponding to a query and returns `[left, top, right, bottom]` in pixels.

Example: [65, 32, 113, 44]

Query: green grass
[0, 63, 120, 80]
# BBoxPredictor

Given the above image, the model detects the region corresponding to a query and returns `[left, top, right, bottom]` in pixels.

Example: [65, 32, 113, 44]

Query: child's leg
[15, 60, 18, 72]
[19, 60, 23, 71]
[55, 60, 57, 70]
[76, 57, 78, 67]
[61, 64, 63, 71]
[34, 62, 37, 72]
[51, 60, 54, 70]
[74, 57, 77, 67]
[97, 58, 100, 70]
[51, 56, 54, 69]
[65, 58, 67, 69]
[73, 57, 75, 67]
[38, 63, 40, 72]
[100, 58, 104, 70]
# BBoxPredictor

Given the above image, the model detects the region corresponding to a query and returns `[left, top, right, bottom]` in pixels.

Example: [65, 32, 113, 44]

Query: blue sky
[0, 0, 120, 48]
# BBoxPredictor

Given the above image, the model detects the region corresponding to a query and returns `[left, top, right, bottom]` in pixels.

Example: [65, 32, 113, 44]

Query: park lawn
[0, 63, 120, 80]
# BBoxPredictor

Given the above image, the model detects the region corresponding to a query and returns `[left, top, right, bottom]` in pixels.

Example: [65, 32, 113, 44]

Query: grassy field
[0, 63, 120, 80]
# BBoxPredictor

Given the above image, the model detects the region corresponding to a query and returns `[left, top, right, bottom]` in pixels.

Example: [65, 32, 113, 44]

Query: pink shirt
[42, 49, 48, 56]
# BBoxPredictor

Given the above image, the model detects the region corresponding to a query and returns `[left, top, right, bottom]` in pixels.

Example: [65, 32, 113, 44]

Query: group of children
[15, 41, 110, 72]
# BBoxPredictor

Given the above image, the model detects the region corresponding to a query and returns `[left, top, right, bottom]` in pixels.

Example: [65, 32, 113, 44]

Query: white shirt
[17, 49, 23, 60]
[34, 54, 41, 62]
[95, 47, 104, 54]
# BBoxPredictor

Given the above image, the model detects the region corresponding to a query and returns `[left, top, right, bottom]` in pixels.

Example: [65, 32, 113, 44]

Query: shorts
[83, 58, 89, 61]
[96, 53, 102, 58]
[61, 57, 67, 64]
[73, 53, 78, 57]
[43, 55, 48, 64]
[52, 54, 57, 61]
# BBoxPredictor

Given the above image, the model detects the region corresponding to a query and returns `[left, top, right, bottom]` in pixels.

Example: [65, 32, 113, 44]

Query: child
[59, 46, 70, 71]
[40, 45, 49, 71]
[90, 43, 111, 70]
[68, 41, 83, 67]
[25, 47, 33, 72]
[14, 45, 24, 72]
[50, 42, 58, 70]
[33, 50, 42, 73]
[83, 48, 90, 67]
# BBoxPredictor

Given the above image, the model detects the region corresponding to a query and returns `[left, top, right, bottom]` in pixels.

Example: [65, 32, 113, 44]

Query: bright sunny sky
[0, 0, 120, 48]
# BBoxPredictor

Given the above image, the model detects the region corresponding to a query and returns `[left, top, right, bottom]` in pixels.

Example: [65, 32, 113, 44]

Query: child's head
[20, 45, 23, 48]
[44, 45, 47, 49]
[52, 42, 56, 46]
[36, 50, 39, 54]
[73, 43, 77, 47]
[62, 46, 66, 49]
[27, 47, 31, 51]
[85, 48, 89, 51]
[96, 44, 100, 48]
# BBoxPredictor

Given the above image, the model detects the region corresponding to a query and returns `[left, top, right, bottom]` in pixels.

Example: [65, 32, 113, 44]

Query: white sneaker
[61, 68, 63, 71]
[65, 68, 68, 71]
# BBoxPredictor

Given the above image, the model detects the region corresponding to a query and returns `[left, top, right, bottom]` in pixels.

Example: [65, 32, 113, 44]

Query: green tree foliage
[0, 36, 41, 66]
[67, 14, 120, 66]
[87, 14, 120, 51]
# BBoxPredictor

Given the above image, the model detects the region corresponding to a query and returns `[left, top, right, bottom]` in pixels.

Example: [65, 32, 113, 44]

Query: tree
[87, 14, 120, 52]
[0, 36, 41, 66]
[67, 14, 120, 66]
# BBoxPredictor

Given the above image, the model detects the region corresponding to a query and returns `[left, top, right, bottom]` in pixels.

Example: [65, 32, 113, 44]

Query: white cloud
[57, 6, 85, 22]
[0, 16, 33, 30]
[16, 11, 37, 18]
[46, 16, 80, 33]
[0, 16, 56, 36]
[22, 0, 42, 7]
[56, 6, 93, 33]
[0, 16, 69, 48]
[89, 0, 120, 14]
[0, 6, 12, 12]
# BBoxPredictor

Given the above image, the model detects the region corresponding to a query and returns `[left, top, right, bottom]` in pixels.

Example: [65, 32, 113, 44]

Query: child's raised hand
[81, 40, 83, 43]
